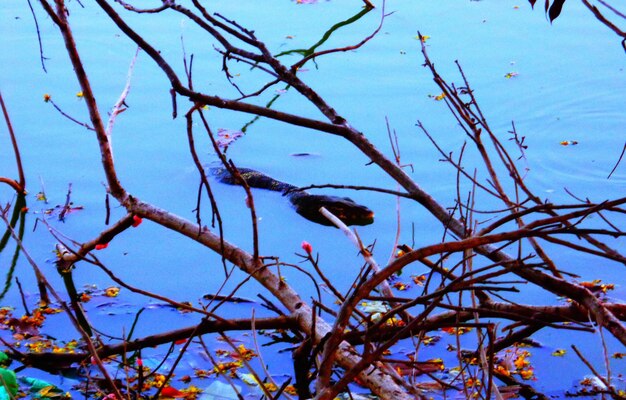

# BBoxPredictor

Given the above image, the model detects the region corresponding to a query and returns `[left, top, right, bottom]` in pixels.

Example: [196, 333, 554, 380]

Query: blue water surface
[0, 0, 625, 397]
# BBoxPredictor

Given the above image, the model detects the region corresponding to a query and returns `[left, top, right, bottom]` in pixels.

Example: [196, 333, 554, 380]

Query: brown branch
[289, 183, 411, 199]
[317, 207, 626, 394]
[122, 197, 414, 399]
[0, 92, 26, 193]
[39, 3, 414, 398]
[0, 178, 24, 194]
[35, 2, 626, 398]
[582, 0, 626, 41]
[492, 369, 550, 400]
[608, 141, 626, 179]
[47, 98, 95, 131]
[184, 106, 228, 275]
[54, 213, 136, 267]
[43, 0, 126, 199]
[17, 316, 295, 370]
[114, 0, 168, 13]
[0, 208, 122, 399]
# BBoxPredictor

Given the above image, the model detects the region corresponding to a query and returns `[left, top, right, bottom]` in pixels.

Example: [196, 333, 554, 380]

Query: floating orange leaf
[412, 274, 427, 285]
[232, 344, 256, 361]
[520, 368, 534, 380]
[392, 281, 408, 291]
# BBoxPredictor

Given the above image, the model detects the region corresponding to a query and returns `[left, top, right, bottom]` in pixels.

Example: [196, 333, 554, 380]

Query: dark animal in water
[213, 167, 374, 227]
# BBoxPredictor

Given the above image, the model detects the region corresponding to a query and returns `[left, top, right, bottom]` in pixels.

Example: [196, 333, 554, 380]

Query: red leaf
[132, 215, 143, 227]
[301, 241, 312, 254]
[160, 386, 186, 398]
[95, 243, 109, 250]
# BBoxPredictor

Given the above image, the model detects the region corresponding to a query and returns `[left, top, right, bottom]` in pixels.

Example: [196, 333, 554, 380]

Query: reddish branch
[0, 92, 26, 194]
[55, 213, 136, 269]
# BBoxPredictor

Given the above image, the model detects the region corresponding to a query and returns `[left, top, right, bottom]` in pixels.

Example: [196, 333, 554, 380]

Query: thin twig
[0, 92, 26, 192]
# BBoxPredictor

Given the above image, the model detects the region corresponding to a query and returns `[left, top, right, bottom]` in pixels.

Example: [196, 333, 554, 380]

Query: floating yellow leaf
[386, 317, 405, 327]
[442, 326, 472, 335]
[428, 92, 446, 101]
[180, 385, 202, 396]
[233, 344, 256, 361]
[76, 91, 84, 98]
[40, 306, 62, 315]
[494, 364, 511, 376]
[104, 287, 120, 297]
[427, 358, 445, 370]
[465, 377, 481, 388]
[520, 368, 534, 380]
[263, 382, 278, 392]
[552, 349, 566, 357]
[504, 72, 519, 79]
[421, 335, 440, 346]
[514, 352, 530, 369]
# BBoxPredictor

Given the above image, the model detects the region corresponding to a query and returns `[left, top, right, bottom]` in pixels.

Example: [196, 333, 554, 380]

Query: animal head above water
[291, 194, 374, 227]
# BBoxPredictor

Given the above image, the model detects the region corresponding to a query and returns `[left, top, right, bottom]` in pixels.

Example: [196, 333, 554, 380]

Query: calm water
[1, 0, 625, 396]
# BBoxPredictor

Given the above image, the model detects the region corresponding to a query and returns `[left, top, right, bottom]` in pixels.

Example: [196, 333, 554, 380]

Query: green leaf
[0, 368, 18, 396]
[0, 354, 9, 368]
[19, 377, 64, 398]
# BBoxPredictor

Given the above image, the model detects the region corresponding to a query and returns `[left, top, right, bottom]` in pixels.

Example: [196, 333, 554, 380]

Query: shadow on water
[0, 194, 26, 301]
